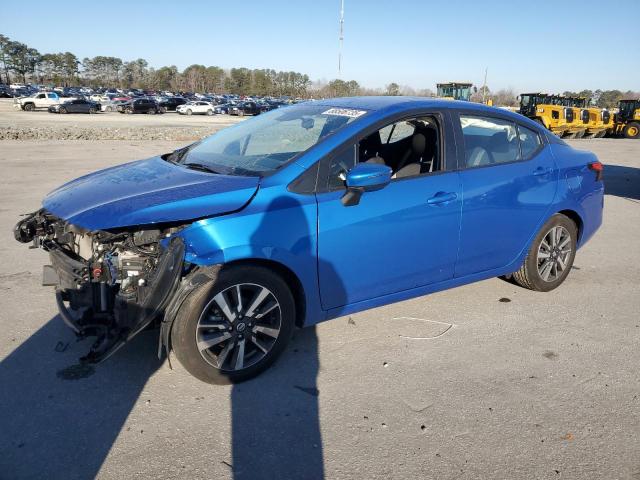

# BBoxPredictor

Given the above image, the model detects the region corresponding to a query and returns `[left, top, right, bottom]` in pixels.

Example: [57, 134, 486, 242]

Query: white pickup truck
[14, 92, 77, 111]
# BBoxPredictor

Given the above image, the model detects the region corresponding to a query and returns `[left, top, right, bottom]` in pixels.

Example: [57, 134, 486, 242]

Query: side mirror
[342, 163, 392, 206]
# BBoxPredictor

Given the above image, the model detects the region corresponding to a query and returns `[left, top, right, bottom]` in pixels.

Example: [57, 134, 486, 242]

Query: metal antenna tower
[338, 0, 344, 77]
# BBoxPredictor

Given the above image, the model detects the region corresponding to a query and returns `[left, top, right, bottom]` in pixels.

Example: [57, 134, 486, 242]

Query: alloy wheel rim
[537, 226, 572, 282]
[195, 283, 281, 371]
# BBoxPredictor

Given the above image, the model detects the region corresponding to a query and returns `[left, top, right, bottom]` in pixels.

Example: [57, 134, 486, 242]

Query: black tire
[59, 107, 67, 114]
[512, 214, 577, 292]
[23, 103, 35, 111]
[89, 107, 96, 114]
[623, 122, 640, 139]
[171, 265, 295, 384]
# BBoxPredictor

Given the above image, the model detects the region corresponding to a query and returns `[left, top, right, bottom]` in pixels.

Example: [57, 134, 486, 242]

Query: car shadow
[0, 315, 162, 480]
[230, 326, 324, 479]
[1, 195, 341, 480]
[604, 164, 640, 200]
[228, 195, 346, 480]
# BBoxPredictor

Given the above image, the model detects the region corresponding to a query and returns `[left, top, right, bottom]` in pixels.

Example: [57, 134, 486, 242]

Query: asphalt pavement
[0, 138, 638, 480]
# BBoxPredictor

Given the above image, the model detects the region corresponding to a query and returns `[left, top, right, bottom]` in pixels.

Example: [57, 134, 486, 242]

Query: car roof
[313, 96, 541, 129]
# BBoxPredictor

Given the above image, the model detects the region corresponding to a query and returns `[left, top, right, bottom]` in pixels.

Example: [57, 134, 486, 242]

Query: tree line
[0, 33, 636, 104]
[0, 34, 317, 97]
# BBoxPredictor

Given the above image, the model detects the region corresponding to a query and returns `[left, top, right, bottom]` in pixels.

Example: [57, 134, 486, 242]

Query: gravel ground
[0, 98, 244, 140]
[0, 137, 638, 480]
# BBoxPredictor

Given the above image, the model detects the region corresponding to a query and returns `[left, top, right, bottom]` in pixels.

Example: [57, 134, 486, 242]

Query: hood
[43, 156, 260, 230]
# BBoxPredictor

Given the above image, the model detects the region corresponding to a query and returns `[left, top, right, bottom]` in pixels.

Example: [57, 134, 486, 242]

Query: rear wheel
[623, 122, 640, 139]
[172, 266, 295, 384]
[512, 214, 577, 292]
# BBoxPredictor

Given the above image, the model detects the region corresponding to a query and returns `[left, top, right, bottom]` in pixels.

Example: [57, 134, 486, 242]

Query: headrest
[489, 131, 509, 153]
[412, 133, 426, 154]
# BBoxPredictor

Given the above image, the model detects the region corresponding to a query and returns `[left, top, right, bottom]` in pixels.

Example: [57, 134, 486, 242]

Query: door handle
[427, 191, 457, 205]
[533, 167, 552, 176]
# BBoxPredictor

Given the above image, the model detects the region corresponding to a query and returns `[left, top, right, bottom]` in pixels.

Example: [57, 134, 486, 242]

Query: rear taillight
[588, 161, 603, 181]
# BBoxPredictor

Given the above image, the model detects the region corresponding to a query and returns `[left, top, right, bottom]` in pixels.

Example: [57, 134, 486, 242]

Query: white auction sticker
[322, 108, 367, 118]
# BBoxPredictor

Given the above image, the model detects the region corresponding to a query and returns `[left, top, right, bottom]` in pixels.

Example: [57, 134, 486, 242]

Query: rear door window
[460, 115, 520, 167]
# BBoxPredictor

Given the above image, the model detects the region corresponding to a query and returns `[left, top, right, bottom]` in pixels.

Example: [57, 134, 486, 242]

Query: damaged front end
[14, 209, 186, 363]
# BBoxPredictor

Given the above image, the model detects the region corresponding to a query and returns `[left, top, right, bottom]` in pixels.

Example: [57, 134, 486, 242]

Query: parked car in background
[213, 103, 233, 114]
[48, 99, 101, 114]
[117, 98, 161, 114]
[101, 99, 128, 112]
[229, 101, 261, 116]
[13, 97, 605, 384]
[177, 101, 215, 116]
[14, 91, 77, 111]
[159, 96, 187, 111]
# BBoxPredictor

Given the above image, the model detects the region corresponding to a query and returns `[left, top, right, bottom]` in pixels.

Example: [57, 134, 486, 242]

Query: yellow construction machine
[436, 82, 472, 101]
[612, 99, 640, 139]
[582, 105, 613, 138]
[560, 97, 589, 139]
[519, 93, 569, 136]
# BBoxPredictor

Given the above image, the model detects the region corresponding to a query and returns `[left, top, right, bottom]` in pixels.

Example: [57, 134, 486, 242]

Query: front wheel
[171, 266, 295, 384]
[512, 214, 577, 292]
[623, 122, 640, 139]
[59, 107, 67, 114]
[206, 109, 214, 116]
[186, 109, 192, 115]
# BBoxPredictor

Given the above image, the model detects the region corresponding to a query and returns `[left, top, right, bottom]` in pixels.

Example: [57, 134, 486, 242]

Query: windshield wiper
[183, 163, 220, 174]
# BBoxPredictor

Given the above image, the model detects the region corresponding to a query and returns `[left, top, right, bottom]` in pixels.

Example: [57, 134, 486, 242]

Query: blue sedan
[14, 97, 604, 384]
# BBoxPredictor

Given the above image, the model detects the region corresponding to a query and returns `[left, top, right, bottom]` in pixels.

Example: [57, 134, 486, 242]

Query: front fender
[174, 188, 324, 326]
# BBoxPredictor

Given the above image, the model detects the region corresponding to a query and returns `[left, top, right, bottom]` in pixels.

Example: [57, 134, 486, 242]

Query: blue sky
[1, 0, 637, 92]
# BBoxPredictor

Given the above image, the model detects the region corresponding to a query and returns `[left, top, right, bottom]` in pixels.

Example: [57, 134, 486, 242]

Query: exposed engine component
[15, 210, 186, 363]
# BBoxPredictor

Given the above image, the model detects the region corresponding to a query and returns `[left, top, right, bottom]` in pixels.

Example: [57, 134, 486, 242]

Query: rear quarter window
[517, 124, 543, 159]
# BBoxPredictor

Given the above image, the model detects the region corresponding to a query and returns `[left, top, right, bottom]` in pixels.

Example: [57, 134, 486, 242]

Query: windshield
[172, 104, 367, 175]
[619, 101, 635, 116]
